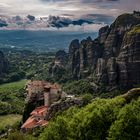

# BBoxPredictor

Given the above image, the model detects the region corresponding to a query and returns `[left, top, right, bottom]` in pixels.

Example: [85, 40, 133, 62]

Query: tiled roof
[21, 106, 48, 129]
[21, 116, 37, 129]
[21, 116, 48, 129]
[30, 106, 47, 116]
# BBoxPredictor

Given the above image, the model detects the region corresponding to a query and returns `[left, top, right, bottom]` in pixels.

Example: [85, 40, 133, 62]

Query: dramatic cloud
[0, 0, 139, 31]
[0, 0, 139, 17]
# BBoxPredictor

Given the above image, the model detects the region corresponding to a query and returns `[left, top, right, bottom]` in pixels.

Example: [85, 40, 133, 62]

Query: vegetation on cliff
[63, 80, 93, 95]
[128, 24, 140, 35]
[2, 88, 139, 140]
[39, 92, 140, 140]
[112, 13, 140, 28]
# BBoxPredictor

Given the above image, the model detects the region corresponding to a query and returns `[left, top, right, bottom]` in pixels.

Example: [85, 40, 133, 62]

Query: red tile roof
[30, 106, 47, 116]
[21, 106, 48, 129]
[21, 116, 48, 129]
[21, 116, 38, 129]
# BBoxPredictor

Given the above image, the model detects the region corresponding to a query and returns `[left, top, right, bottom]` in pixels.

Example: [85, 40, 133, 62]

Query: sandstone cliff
[50, 13, 140, 91]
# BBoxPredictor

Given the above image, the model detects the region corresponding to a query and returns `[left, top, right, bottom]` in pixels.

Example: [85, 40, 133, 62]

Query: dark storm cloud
[80, 0, 119, 3]
[41, 0, 119, 2]
[81, 14, 115, 24]
[0, 0, 140, 20]
[0, 0, 139, 31]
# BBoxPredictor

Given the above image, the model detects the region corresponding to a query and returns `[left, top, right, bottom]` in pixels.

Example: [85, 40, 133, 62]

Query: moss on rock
[128, 25, 140, 35]
[112, 13, 140, 28]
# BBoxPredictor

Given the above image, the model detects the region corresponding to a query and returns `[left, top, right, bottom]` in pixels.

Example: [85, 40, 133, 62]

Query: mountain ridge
[49, 12, 140, 91]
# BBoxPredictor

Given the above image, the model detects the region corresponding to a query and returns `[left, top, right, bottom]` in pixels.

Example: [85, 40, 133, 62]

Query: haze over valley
[0, 30, 96, 52]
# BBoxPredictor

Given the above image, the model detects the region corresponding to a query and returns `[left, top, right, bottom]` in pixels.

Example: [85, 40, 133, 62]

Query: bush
[7, 132, 36, 140]
[0, 80, 26, 115]
[0, 102, 11, 115]
[108, 98, 140, 140]
[82, 93, 93, 105]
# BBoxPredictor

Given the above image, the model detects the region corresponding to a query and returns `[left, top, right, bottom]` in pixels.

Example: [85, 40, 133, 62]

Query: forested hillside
[40, 92, 140, 140]
[2, 88, 140, 140]
[0, 49, 54, 84]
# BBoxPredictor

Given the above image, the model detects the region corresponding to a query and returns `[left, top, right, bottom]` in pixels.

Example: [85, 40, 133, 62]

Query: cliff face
[50, 13, 140, 91]
[49, 50, 68, 80]
[0, 51, 9, 75]
[117, 26, 140, 88]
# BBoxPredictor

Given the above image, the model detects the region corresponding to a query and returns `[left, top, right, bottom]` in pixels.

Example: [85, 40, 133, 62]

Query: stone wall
[45, 98, 83, 120]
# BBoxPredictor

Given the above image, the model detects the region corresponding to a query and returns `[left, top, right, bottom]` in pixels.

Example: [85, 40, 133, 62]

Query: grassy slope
[0, 114, 22, 129]
[0, 80, 27, 115]
[0, 80, 27, 93]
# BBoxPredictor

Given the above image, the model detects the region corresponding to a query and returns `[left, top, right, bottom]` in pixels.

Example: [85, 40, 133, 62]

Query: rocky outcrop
[122, 88, 140, 102]
[69, 39, 80, 79]
[0, 51, 9, 75]
[45, 98, 83, 120]
[49, 50, 68, 79]
[99, 25, 109, 44]
[121, 88, 140, 103]
[50, 12, 140, 91]
[117, 26, 140, 89]
[67, 37, 104, 79]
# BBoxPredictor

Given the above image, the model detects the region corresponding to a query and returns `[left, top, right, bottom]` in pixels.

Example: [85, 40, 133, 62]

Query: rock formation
[45, 98, 83, 120]
[49, 50, 68, 77]
[50, 12, 140, 91]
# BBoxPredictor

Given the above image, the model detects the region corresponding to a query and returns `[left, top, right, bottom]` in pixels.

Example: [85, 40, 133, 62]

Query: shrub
[82, 93, 93, 105]
[108, 97, 140, 140]
[7, 132, 36, 140]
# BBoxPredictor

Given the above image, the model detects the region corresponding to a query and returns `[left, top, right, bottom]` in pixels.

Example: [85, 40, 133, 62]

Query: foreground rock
[122, 88, 140, 102]
[46, 98, 83, 120]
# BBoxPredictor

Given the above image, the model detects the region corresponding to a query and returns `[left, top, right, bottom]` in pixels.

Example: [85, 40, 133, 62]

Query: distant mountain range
[0, 15, 96, 30]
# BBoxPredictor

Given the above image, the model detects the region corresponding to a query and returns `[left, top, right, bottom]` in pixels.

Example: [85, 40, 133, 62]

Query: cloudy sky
[0, 0, 139, 31]
[0, 0, 139, 18]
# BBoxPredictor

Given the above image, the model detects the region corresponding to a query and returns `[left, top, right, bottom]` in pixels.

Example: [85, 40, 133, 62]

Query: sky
[0, 0, 139, 18]
[0, 0, 139, 31]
